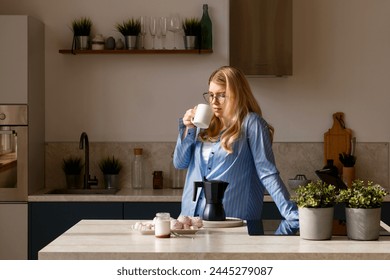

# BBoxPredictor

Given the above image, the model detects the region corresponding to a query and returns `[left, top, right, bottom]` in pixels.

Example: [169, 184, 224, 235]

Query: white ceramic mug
[192, 104, 213, 129]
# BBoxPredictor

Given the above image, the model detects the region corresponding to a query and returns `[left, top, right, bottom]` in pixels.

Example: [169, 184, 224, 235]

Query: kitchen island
[39, 219, 390, 260]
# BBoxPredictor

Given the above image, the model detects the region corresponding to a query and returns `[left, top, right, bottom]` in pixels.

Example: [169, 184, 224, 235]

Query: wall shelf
[59, 49, 213, 55]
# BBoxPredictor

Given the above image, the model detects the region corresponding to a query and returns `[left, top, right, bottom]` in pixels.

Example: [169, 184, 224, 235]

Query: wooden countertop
[38, 219, 390, 260]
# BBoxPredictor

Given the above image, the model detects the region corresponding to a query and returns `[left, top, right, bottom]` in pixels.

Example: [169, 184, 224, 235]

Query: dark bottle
[200, 4, 212, 50]
[153, 171, 163, 189]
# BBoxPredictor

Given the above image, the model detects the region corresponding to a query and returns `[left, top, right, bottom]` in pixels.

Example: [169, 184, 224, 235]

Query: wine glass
[159, 17, 168, 49]
[168, 13, 181, 49]
[139, 16, 148, 49]
[149, 17, 157, 49]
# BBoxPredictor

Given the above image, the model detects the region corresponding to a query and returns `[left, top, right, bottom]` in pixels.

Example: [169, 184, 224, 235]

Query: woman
[173, 66, 298, 221]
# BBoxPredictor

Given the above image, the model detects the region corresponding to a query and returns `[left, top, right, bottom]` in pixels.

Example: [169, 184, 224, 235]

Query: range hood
[229, 0, 292, 76]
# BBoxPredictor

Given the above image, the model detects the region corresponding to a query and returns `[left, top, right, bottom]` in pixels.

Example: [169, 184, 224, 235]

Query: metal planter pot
[103, 174, 119, 189]
[183, 36, 198, 50]
[75, 36, 89, 50]
[65, 174, 82, 189]
[299, 207, 334, 240]
[125, 36, 138, 50]
[346, 207, 381, 241]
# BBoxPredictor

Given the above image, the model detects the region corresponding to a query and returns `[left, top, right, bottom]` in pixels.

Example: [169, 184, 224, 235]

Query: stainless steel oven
[0, 105, 28, 201]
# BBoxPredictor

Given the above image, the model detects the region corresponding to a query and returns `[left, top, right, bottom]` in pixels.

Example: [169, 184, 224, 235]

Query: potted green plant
[337, 179, 388, 240]
[71, 17, 92, 50]
[292, 180, 337, 240]
[115, 18, 141, 49]
[62, 156, 83, 188]
[99, 156, 123, 189]
[182, 17, 201, 49]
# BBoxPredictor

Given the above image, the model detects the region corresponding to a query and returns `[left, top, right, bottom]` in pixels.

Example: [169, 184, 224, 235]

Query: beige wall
[2, 0, 388, 187]
[1, 0, 389, 143]
[0, 0, 229, 142]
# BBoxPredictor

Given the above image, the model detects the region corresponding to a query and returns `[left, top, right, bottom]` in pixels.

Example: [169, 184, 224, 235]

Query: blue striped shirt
[173, 112, 298, 221]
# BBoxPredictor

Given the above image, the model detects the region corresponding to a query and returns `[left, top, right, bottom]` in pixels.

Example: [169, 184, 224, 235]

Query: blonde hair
[199, 66, 274, 153]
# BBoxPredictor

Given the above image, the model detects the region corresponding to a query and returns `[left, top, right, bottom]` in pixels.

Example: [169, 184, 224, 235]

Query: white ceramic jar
[154, 212, 171, 238]
[91, 34, 105, 50]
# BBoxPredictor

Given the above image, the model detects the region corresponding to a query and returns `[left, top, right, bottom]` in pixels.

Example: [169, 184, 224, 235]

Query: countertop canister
[154, 212, 171, 238]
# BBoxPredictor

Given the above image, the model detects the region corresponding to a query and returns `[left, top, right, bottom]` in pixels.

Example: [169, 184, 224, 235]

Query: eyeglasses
[203, 92, 227, 105]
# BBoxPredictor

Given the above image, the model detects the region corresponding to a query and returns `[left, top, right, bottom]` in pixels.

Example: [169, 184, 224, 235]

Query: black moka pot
[193, 179, 229, 221]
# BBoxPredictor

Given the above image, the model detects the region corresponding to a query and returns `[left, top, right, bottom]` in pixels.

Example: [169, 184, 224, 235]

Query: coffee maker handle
[193, 181, 203, 201]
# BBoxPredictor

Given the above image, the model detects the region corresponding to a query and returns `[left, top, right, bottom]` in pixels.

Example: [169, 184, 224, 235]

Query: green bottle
[200, 4, 212, 50]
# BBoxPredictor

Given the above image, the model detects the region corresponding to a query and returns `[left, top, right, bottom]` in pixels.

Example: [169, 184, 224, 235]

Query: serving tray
[202, 217, 243, 228]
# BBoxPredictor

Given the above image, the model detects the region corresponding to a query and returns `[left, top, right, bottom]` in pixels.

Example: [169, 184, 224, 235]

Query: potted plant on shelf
[115, 18, 141, 50]
[99, 156, 123, 189]
[182, 17, 201, 49]
[291, 180, 337, 240]
[337, 179, 388, 240]
[71, 17, 92, 50]
[62, 156, 83, 189]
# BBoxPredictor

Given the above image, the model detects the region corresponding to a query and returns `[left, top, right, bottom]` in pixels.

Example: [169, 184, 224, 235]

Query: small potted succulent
[291, 180, 337, 240]
[62, 156, 83, 188]
[99, 156, 123, 189]
[182, 17, 201, 49]
[71, 17, 92, 50]
[337, 179, 388, 240]
[115, 18, 141, 49]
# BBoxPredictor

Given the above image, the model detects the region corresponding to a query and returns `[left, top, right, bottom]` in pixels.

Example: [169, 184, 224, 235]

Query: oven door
[0, 126, 28, 201]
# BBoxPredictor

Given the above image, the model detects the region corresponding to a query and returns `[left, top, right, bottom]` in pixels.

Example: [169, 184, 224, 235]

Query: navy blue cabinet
[28, 201, 182, 260]
[28, 202, 123, 260]
[123, 202, 181, 219]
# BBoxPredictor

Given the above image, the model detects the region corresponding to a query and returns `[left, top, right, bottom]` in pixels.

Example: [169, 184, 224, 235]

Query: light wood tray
[203, 217, 243, 228]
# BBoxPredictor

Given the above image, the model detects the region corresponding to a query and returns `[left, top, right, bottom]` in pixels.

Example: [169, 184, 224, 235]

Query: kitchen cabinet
[28, 202, 123, 260]
[229, 0, 292, 76]
[0, 203, 28, 260]
[28, 201, 181, 259]
[0, 15, 44, 104]
[123, 202, 181, 219]
[1, 15, 44, 261]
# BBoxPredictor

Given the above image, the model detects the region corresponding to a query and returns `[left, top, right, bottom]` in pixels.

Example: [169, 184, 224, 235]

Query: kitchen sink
[45, 188, 119, 195]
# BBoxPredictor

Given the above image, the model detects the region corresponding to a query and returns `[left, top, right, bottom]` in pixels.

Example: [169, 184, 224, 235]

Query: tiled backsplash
[273, 142, 389, 189]
[45, 142, 389, 191]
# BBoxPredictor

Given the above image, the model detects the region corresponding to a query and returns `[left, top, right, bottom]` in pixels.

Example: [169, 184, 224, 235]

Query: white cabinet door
[0, 16, 28, 104]
[0, 203, 28, 260]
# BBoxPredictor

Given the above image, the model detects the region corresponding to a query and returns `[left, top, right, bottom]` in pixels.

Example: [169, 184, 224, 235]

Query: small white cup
[192, 104, 213, 129]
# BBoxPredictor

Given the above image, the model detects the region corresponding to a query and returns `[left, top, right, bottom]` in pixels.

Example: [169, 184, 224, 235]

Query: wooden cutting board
[324, 112, 352, 173]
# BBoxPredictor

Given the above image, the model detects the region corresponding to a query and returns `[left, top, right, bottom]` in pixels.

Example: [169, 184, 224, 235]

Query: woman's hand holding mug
[183, 106, 197, 128]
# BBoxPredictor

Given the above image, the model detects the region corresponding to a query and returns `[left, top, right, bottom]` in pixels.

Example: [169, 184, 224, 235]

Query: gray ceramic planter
[346, 207, 381, 241]
[299, 207, 334, 240]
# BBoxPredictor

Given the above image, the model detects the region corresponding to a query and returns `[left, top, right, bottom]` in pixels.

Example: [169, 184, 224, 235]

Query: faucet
[79, 132, 98, 189]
